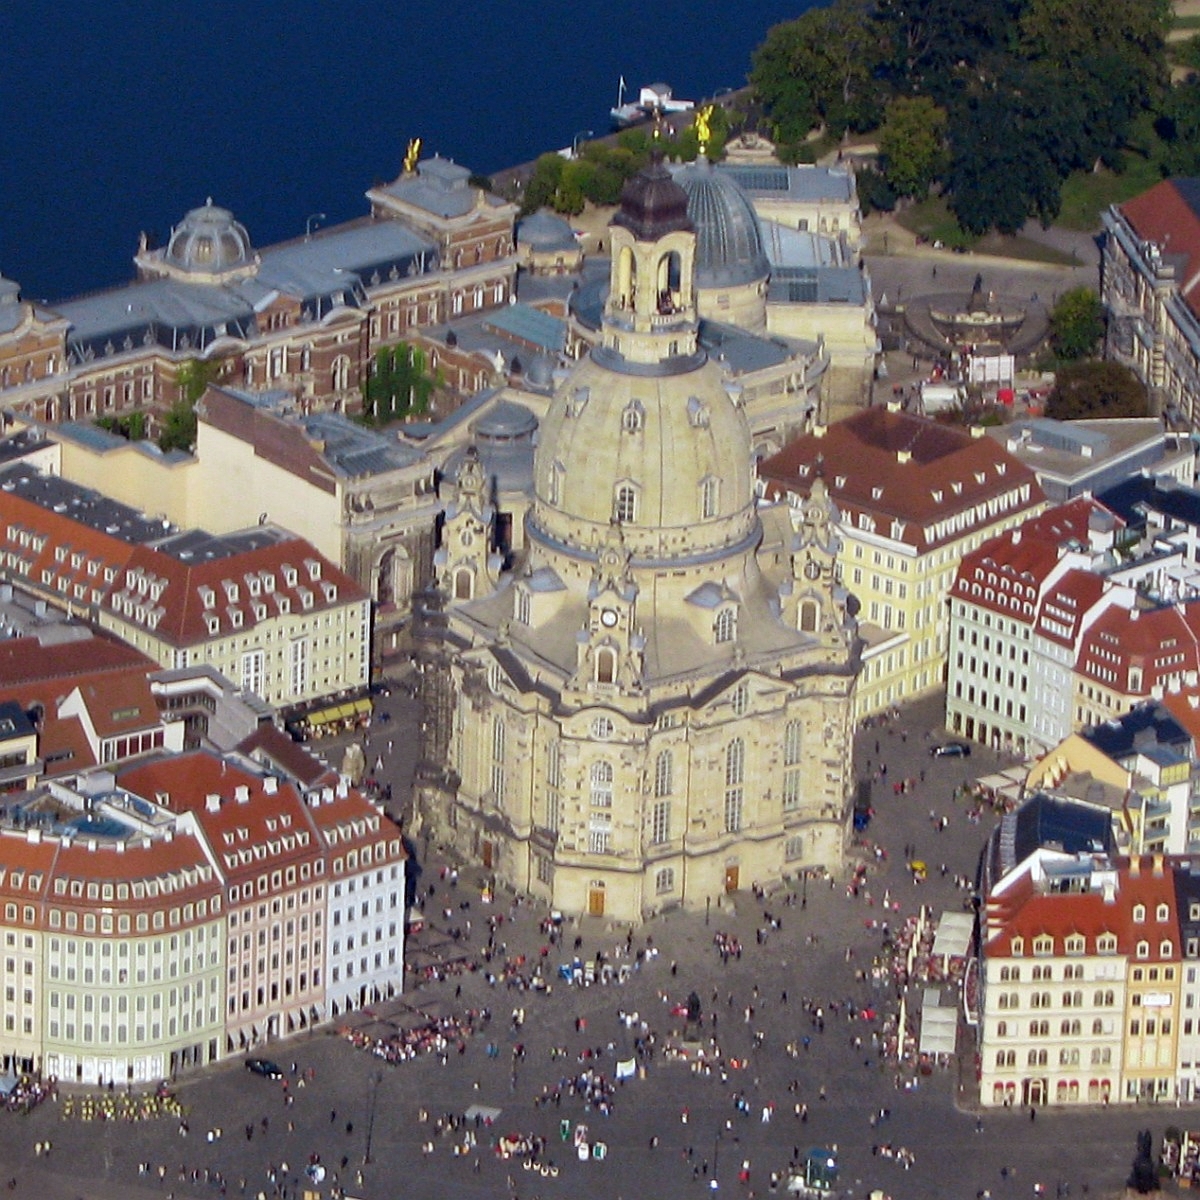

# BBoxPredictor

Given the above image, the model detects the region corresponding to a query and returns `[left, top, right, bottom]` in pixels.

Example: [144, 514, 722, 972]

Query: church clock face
[600, 608, 619, 627]
[804, 558, 821, 580]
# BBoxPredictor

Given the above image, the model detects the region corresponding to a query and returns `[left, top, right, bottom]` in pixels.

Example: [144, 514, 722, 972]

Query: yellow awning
[351, 697, 372, 715]
[307, 707, 338, 726]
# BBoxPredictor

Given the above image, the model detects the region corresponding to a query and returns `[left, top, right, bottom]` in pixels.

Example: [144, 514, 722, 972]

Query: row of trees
[518, 107, 731, 217]
[751, 0, 1174, 234]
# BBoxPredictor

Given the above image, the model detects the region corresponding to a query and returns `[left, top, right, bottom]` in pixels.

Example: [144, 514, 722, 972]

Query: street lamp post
[364, 1069, 383, 1164]
[306, 212, 327, 240]
[572, 130, 594, 158]
[711, 1125, 722, 1189]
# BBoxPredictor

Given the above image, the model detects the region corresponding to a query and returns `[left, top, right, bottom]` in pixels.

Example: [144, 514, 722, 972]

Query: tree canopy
[1045, 361, 1150, 420]
[749, 0, 1173, 236]
[1049, 288, 1105, 361]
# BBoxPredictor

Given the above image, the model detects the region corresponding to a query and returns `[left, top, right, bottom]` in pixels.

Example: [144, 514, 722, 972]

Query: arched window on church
[799, 599, 819, 633]
[656, 250, 682, 312]
[616, 246, 637, 309]
[454, 568, 473, 601]
[714, 607, 736, 644]
[724, 739, 744, 833]
[700, 477, 719, 520]
[622, 400, 644, 433]
[595, 646, 617, 684]
[654, 750, 673, 797]
[614, 483, 637, 524]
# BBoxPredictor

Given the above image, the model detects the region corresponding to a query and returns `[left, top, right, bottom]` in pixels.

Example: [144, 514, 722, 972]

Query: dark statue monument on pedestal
[1127, 1129, 1159, 1194]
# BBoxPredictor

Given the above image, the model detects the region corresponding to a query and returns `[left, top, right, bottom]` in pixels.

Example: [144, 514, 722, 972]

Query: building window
[590, 761, 613, 808]
[331, 356, 351, 392]
[654, 867, 675, 895]
[701, 477, 719, 520]
[651, 800, 671, 845]
[724, 739, 745, 833]
[715, 608, 736, 644]
[290, 637, 309, 697]
[240, 649, 264, 696]
[654, 751, 673, 797]
[614, 483, 637, 524]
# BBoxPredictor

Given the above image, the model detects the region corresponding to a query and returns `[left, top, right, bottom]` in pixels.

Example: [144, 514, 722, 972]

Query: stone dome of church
[164, 199, 255, 276]
[673, 159, 769, 289]
[530, 351, 756, 563]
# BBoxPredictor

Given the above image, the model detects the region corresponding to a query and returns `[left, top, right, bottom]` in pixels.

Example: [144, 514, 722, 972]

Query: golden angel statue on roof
[403, 137, 422, 175]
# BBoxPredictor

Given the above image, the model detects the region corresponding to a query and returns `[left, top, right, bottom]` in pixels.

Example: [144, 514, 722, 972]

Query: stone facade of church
[416, 159, 861, 923]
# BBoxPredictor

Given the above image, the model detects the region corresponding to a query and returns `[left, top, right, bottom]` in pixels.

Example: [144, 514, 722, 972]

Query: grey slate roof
[1100, 474, 1200, 533]
[716, 163, 854, 203]
[1081, 703, 1192, 761]
[54, 218, 437, 365]
[517, 210, 578, 252]
[294, 411, 424, 476]
[372, 156, 505, 219]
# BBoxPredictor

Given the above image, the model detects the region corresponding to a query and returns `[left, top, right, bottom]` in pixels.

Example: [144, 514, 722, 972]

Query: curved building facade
[423, 160, 861, 923]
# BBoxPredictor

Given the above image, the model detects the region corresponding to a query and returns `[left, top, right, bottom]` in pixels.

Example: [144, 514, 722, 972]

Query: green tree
[159, 357, 218, 453]
[872, 0, 1018, 105]
[1045, 360, 1150, 420]
[1157, 79, 1200, 176]
[879, 96, 947, 199]
[1048, 287, 1104, 360]
[1018, 0, 1169, 169]
[750, 16, 822, 148]
[1174, 33, 1200, 75]
[520, 154, 565, 217]
[361, 343, 437, 425]
[946, 87, 1061, 235]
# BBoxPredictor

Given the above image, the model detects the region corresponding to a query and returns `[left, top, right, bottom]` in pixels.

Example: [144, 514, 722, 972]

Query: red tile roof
[1076, 602, 1200, 695]
[236, 725, 337, 789]
[0, 483, 366, 647]
[117, 751, 324, 887]
[951, 498, 1120, 642]
[758, 409, 1043, 550]
[1121, 180, 1200, 320]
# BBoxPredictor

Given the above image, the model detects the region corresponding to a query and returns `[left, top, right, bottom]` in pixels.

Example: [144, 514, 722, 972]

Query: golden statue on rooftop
[695, 104, 715, 157]
[403, 137, 422, 174]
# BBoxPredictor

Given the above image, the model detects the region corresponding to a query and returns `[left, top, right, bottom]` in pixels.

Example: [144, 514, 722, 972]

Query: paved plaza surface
[0, 691, 1170, 1200]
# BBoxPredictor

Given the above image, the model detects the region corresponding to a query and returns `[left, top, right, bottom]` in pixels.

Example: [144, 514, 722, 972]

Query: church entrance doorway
[724, 865, 739, 893]
[588, 883, 606, 916]
[481, 840, 494, 870]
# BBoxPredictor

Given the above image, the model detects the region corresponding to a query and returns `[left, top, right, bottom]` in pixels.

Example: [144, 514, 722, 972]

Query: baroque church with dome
[418, 159, 861, 922]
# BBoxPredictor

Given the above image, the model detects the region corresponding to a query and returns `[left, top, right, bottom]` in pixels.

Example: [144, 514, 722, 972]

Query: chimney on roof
[235, 785, 250, 804]
[205, 794, 221, 813]
[971, 427, 985, 439]
[26, 828, 40, 845]
[1130, 608, 1140, 621]
[322, 786, 334, 805]
[897, 449, 912, 465]
[1012, 529, 1021, 545]
[337, 777, 348, 799]
[115, 840, 124, 854]
[1153, 853, 1164, 877]
[886, 399, 901, 414]
[812, 423, 827, 439]
[263, 777, 278, 795]
[1130, 856, 1141, 877]
[1103, 879, 1116, 903]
